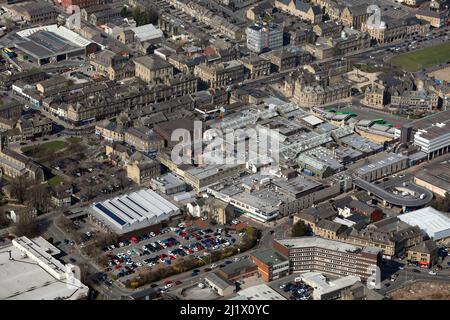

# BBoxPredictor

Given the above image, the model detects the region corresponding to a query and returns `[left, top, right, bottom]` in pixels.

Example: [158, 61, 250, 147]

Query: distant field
[390, 42, 450, 71]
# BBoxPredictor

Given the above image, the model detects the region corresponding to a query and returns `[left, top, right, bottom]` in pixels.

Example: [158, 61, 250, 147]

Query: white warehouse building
[398, 207, 450, 240]
[0, 237, 89, 300]
[90, 188, 180, 234]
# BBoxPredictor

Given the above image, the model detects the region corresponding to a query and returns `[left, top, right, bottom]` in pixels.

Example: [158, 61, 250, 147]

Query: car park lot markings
[102, 226, 238, 282]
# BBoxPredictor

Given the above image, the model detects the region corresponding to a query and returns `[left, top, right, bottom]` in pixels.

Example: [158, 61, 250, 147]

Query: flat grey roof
[252, 249, 288, 266]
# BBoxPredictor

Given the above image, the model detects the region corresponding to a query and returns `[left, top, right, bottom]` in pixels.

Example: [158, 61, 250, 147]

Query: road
[377, 263, 450, 296]
[353, 178, 434, 207]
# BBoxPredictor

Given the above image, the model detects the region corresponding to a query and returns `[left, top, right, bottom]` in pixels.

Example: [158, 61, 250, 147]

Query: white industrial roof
[91, 188, 180, 233]
[237, 284, 286, 300]
[0, 237, 88, 300]
[302, 115, 324, 126]
[131, 24, 163, 42]
[17, 24, 92, 47]
[300, 272, 360, 300]
[398, 207, 450, 240]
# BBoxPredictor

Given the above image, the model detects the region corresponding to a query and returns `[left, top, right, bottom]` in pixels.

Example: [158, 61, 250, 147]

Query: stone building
[127, 158, 161, 185]
[339, 5, 369, 30]
[274, 0, 323, 24]
[240, 56, 271, 80]
[363, 81, 387, 109]
[293, 77, 351, 108]
[194, 60, 245, 89]
[0, 135, 44, 182]
[134, 55, 174, 85]
[124, 127, 165, 152]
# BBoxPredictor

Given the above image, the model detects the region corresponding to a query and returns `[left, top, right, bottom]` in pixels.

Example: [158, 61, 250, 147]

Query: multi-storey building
[194, 60, 245, 89]
[361, 18, 408, 44]
[251, 249, 290, 282]
[363, 81, 387, 109]
[339, 5, 369, 30]
[274, 0, 323, 24]
[294, 78, 351, 108]
[0, 136, 44, 182]
[124, 127, 165, 152]
[246, 23, 283, 53]
[11, 2, 58, 24]
[391, 90, 439, 111]
[239, 56, 271, 80]
[134, 55, 174, 85]
[126, 159, 161, 185]
[272, 237, 382, 282]
[59, 0, 108, 11]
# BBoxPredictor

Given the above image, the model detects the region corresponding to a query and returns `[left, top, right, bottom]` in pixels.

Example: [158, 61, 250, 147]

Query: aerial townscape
[0, 0, 449, 303]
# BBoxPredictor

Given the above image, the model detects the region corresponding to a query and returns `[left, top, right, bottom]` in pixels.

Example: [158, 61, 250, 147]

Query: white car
[136, 262, 142, 267]
[429, 270, 437, 275]
[127, 250, 132, 255]
[150, 232, 155, 237]
[164, 283, 173, 289]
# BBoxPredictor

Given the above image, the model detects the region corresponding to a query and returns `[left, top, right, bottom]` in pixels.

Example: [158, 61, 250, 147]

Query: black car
[69, 258, 77, 263]
[412, 269, 421, 273]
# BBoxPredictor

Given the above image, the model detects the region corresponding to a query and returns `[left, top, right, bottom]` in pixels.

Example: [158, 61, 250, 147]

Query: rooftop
[251, 249, 288, 266]
[398, 207, 450, 240]
[275, 236, 366, 253]
[0, 237, 88, 300]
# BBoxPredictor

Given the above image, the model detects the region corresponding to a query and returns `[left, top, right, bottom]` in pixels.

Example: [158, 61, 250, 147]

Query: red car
[113, 265, 122, 270]
[175, 281, 182, 285]
[130, 236, 138, 244]
[163, 280, 173, 285]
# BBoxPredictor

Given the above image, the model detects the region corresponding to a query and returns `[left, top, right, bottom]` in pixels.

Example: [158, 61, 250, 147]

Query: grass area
[390, 42, 450, 72]
[67, 137, 82, 144]
[21, 140, 67, 158]
[48, 175, 64, 186]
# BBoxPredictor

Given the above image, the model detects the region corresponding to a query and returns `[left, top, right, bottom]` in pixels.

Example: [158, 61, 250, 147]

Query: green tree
[291, 220, 308, 237]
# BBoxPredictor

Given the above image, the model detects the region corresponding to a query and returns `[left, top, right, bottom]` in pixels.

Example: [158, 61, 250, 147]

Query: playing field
[390, 42, 450, 72]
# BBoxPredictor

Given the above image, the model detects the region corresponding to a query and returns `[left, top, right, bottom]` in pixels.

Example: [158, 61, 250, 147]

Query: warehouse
[14, 25, 98, 65]
[90, 188, 180, 235]
[355, 153, 409, 182]
[398, 207, 450, 241]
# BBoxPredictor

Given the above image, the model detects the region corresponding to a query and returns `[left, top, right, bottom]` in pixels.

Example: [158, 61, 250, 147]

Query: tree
[132, 7, 159, 26]
[10, 175, 32, 204]
[120, 7, 133, 18]
[0, 209, 10, 228]
[431, 192, 450, 212]
[26, 184, 50, 214]
[291, 220, 308, 237]
[14, 210, 38, 237]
